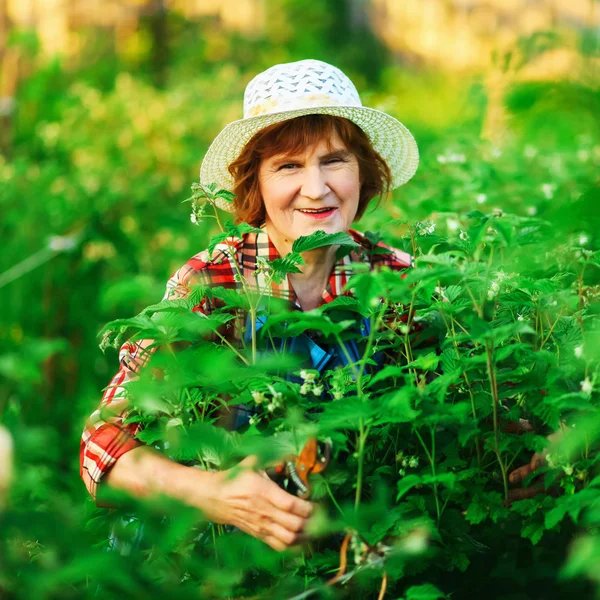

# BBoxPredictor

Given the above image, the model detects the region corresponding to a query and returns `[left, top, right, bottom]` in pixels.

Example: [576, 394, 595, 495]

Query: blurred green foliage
[0, 3, 599, 598]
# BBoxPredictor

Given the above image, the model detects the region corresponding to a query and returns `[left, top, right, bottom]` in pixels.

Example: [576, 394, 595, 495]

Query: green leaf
[215, 189, 236, 204]
[379, 390, 420, 423]
[407, 352, 439, 371]
[318, 397, 377, 431]
[292, 230, 360, 254]
[207, 222, 262, 256]
[444, 285, 462, 302]
[521, 520, 545, 545]
[364, 230, 383, 246]
[367, 365, 405, 387]
[403, 583, 447, 600]
[269, 253, 304, 281]
[427, 370, 462, 403]
[135, 424, 164, 445]
[320, 296, 364, 313]
[545, 504, 568, 530]
[263, 312, 356, 339]
[207, 232, 233, 258]
[397, 475, 422, 501]
[450, 552, 470, 572]
[211, 286, 251, 311]
[465, 499, 488, 525]
[345, 271, 385, 309]
[142, 298, 193, 314]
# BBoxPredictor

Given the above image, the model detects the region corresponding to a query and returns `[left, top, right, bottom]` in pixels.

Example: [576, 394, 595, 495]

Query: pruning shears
[265, 438, 331, 499]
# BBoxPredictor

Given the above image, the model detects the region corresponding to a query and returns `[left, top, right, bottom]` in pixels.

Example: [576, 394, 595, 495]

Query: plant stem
[465, 282, 483, 319]
[324, 480, 345, 517]
[213, 329, 250, 365]
[485, 340, 509, 503]
[249, 308, 257, 365]
[414, 428, 441, 521]
[356, 302, 387, 393]
[540, 310, 564, 349]
[577, 262, 586, 333]
[333, 333, 361, 380]
[354, 422, 369, 509]
[377, 571, 388, 600]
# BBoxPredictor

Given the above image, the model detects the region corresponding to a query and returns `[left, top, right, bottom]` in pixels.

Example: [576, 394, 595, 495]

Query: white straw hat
[200, 59, 419, 212]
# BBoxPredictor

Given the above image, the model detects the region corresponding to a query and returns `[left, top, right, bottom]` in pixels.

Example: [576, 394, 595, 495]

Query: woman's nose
[299, 166, 330, 201]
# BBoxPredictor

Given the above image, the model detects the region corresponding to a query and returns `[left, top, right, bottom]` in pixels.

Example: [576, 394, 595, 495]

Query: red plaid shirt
[80, 226, 413, 500]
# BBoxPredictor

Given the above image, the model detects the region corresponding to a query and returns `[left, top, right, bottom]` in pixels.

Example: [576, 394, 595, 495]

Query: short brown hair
[227, 115, 392, 226]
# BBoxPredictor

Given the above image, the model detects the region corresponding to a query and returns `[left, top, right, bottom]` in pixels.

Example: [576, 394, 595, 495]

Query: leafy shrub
[75, 186, 599, 599]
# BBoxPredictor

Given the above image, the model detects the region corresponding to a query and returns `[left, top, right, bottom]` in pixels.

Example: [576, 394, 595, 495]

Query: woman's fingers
[267, 482, 313, 519]
[268, 521, 301, 547]
[269, 505, 307, 534]
[209, 458, 315, 551]
[509, 463, 533, 484]
[508, 452, 549, 504]
[218, 471, 311, 550]
[509, 452, 545, 484]
[530, 452, 546, 471]
[507, 486, 546, 502]
[262, 535, 288, 552]
[234, 505, 304, 550]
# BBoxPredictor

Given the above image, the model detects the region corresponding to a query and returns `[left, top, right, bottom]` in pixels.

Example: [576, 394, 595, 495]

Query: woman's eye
[325, 158, 344, 165]
[279, 163, 298, 171]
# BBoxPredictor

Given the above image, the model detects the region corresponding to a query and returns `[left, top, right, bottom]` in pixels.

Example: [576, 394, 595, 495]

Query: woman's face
[258, 133, 361, 244]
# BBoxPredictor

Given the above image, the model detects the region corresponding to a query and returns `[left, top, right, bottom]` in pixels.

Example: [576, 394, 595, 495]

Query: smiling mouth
[297, 207, 337, 218]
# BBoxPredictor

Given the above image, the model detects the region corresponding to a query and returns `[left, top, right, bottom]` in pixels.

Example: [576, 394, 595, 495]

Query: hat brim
[200, 105, 419, 213]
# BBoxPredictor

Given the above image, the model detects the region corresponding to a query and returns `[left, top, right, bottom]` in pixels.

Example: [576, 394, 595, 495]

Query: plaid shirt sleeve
[80, 250, 220, 501]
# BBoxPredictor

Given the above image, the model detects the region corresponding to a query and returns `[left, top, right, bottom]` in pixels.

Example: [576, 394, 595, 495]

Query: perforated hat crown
[200, 59, 419, 211]
[243, 59, 362, 117]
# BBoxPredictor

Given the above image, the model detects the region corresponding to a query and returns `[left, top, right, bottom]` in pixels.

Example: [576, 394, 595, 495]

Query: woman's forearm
[104, 446, 220, 511]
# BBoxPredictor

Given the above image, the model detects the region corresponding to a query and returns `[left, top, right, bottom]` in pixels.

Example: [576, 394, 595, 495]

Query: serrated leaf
[211, 286, 251, 310]
[408, 352, 439, 371]
[367, 365, 405, 387]
[440, 348, 461, 373]
[317, 397, 377, 431]
[444, 285, 462, 302]
[135, 424, 164, 445]
[269, 253, 304, 282]
[397, 475, 422, 501]
[450, 552, 470, 572]
[207, 222, 262, 257]
[521, 521, 545, 545]
[376, 388, 420, 424]
[142, 298, 193, 314]
[292, 230, 360, 254]
[320, 296, 364, 313]
[545, 504, 568, 530]
[465, 499, 488, 525]
[215, 189, 236, 203]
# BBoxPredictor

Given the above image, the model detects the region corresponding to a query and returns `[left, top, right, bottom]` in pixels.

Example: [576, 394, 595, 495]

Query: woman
[80, 59, 419, 552]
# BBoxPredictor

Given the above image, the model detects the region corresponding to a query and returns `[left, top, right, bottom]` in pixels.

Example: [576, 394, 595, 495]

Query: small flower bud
[251, 390, 265, 404]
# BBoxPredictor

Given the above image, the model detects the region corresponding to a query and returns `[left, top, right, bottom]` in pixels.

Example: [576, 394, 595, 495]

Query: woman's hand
[507, 426, 567, 502]
[508, 451, 547, 501]
[105, 448, 312, 551]
[195, 457, 313, 552]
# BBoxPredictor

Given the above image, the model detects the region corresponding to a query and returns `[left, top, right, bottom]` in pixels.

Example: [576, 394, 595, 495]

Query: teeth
[299, 208, 334, 213]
